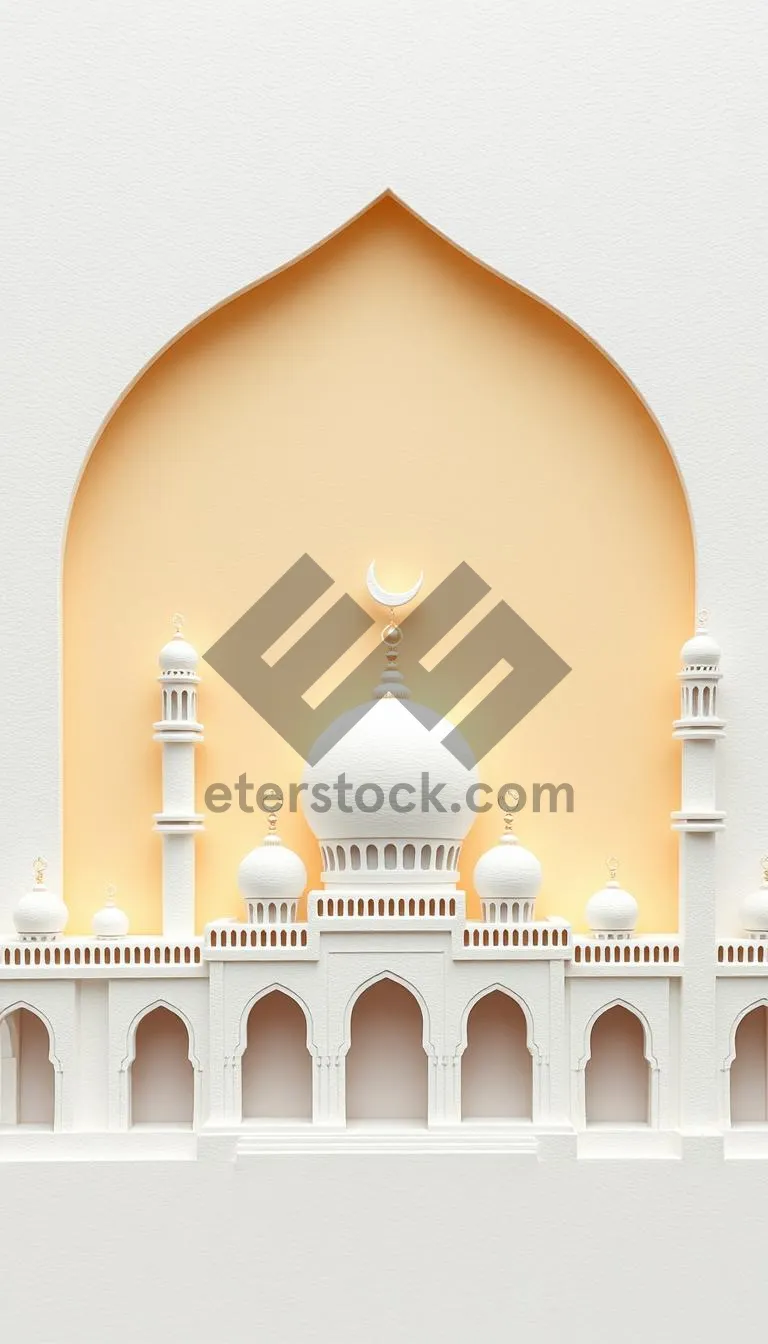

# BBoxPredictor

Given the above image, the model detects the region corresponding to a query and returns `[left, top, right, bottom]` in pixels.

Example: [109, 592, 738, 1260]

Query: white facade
[4, 7, 768, 1338]
[3, 620, 766, 1160]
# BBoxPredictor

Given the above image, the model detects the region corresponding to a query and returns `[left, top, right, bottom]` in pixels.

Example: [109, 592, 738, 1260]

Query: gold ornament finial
[696, 607, 709, 631]
[105, 883, 117, 905]
[761, 855, 768, 885]
[503, 811, 515, 834]
[32, 856, 47, 886]
[172, 612, 184, 635]
[504, 788, 521, 815]
[606, 856, 619, 882]
[380, 618, 404, 679]
[262, 788, 283, 834]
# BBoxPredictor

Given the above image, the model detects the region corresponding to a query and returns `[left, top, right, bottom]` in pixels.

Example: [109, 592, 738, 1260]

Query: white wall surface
[0, 1155, 767, 1344]
[2, 2, 768, 1340]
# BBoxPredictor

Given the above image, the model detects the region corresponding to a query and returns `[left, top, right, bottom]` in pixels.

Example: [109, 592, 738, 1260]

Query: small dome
[741, 867, 768, 935]
[474, 832, 542, 904]
[159, 631, 199, 674]
[14, 863, 68, 941]
[92, 893, 129, 938]
[681, 625, 721, 667]
[586, 879, 638, 936]
[238, 834, 307, 904]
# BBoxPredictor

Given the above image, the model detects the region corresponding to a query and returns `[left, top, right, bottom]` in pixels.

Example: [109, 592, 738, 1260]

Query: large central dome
[301, 695, 478, 886]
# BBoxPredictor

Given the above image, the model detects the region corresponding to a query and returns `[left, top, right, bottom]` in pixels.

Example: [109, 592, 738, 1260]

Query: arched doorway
[0, 1008, 55, 1128]
[130, 1006, 194, 1127]
[462, 991, 532, 1120]
[345, 979, 428, 1125]
[241, 991, 312, 1121]
[585, 1005, 649, 1125]
[730, 1006, 768, 1124]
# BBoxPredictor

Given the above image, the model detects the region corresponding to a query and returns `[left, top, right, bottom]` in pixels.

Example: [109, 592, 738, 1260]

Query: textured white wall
[2, 2, 768, 1340]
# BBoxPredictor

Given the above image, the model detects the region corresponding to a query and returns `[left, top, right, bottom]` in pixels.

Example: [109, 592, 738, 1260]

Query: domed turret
[585, 859, 638, 939]
[155, 619, 202, 729]
[301, 611, 477, 887]
[92, 887, 130, 938]
[740, 859, 768, 939]
[159, 625, 199, 677]
[13, 858, 68, 942]
[153, 616, 204, 938]
[238, 816, 307, 924]
[680, 624, 721, 669]
[674, 613, 724, 738]
[473, 813, 541, 923]
[672, 612, 725, 839]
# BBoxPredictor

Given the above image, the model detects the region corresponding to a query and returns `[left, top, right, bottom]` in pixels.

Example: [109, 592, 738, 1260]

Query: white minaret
[154, 618, 204, 937]
[672, 614, 724, 1134]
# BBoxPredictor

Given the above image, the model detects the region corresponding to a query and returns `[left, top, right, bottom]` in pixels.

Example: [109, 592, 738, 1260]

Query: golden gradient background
[63, 195, 693, 933]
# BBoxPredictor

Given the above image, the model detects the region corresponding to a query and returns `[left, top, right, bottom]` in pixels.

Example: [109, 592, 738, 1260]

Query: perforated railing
[313, 894, 457, 919]
[0, 938, 204, 973]
[570, 937, 682, 970]
[717, 939, 768, 969]
[207, 925, 309, 951]
[462, 924, 568, 951]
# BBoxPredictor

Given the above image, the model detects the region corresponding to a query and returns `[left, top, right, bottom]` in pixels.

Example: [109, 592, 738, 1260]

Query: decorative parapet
[0, 937, 205, 978]
[453, 921, 571, 960]
[205, 922, 319, 960]
[568, 936, 682, 976]
[0, 926, 693, 974]
[717, 938, 768, 974]
[308, 890, 463, 922]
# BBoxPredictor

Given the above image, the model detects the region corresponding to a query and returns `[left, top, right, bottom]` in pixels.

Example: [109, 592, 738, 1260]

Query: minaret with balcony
[672, 615, 724, 1133]
[154, 618, 204, 936]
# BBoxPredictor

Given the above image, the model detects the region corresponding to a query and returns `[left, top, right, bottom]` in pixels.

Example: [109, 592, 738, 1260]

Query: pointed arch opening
[730, 1005, 768, 1125]
[461, 990, 532, 1121]
[345, 977, 428, 1126]
[585, 1004, 650, 1125]
[241, 990, 312, 1122]
[129, 1006, 194, 1128]
[0, 1008, 55, 1129]
[63, 190, 694, 934]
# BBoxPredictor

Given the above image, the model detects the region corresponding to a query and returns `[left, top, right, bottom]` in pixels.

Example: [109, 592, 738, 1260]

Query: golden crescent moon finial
[172, 612, 184, 635]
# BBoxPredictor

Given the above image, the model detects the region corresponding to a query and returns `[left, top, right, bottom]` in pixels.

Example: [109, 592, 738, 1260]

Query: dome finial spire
[373, 617, 410, 700]
[366, 560, 423, 700]
[172, 611, 184, 636]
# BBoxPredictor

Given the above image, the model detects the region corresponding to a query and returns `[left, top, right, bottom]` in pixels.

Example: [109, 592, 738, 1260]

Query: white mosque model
[2, 579, 767, 1158]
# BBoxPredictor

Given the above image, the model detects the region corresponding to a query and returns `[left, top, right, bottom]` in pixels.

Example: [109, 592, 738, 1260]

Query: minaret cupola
[153, 616, 204, 936]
